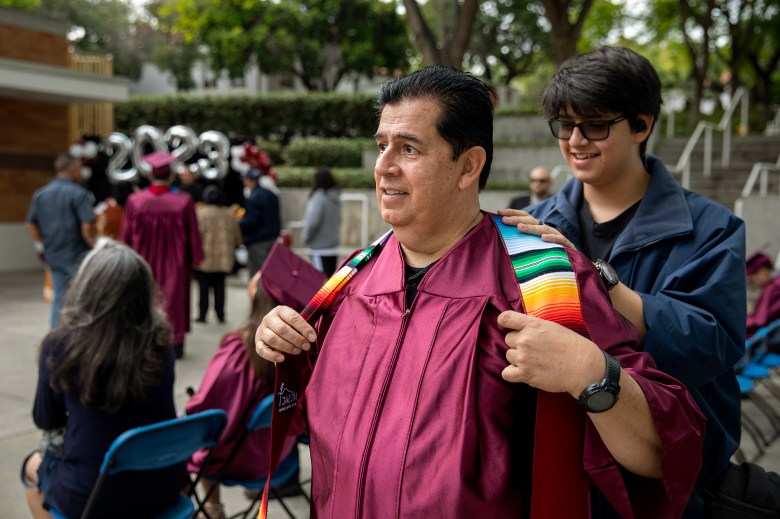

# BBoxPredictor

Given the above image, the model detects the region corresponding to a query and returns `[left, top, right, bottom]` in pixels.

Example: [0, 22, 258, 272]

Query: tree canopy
[2, 0, 778, 124]
[160, 0, 412, 91]
[3, 0, 152, 79]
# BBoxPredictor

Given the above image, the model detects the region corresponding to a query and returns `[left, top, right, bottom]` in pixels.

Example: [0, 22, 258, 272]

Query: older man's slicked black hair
[377, 65, 498, 190]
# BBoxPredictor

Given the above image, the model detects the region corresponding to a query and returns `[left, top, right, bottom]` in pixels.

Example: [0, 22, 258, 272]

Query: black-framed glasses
[548, 115, 627, 141]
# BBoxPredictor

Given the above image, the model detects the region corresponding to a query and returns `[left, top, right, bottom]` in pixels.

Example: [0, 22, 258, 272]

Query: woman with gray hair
[21, 238, 179, 519]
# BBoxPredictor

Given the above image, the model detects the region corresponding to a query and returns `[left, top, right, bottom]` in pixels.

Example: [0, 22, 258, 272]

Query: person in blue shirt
[239, 168, 281, 277]
[500, 46, 746, 518]
[25, 153, 96, 328]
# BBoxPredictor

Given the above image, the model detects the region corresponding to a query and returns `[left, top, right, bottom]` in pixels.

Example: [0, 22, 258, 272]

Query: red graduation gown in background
[303, 214, 704, 518]
[747, 274, 780, 337]
[120, 186, 203, 345]
[185, 333, 295, 479]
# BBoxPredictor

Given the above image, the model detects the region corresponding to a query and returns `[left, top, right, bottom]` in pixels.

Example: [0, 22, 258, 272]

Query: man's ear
[458, 146, 486, 190]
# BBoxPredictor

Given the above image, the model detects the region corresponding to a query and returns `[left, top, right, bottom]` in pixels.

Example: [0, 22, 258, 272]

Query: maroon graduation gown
[747, 274, 780, 337]
[186, 333, 294, 479]
[302, 214, 704, 518]
[120, 186, 203, 345]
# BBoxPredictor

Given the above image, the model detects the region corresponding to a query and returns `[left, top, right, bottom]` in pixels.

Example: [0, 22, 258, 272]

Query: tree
[0, 0, 36, 7]
[402, 0, 480, 68]
[145, 0, 201, 91]
[40, 0, 148, 79]
[645, 0, 718, 128]
[166, 0, 412, 92]
[540, 0, 595, 65]
[466, 0, 550, 85]
[0, 0, 152, 80]
[744, 1, 780, 110]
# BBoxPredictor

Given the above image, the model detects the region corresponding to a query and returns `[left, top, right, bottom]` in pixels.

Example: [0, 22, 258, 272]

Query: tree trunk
[678, 0, 714, 130]
[747, 49, 780, 110]
[447, 0, 479, 68]
[541, 0, 594, 66]
[402, 0, 444, 65]
[402, 0, 479, 68]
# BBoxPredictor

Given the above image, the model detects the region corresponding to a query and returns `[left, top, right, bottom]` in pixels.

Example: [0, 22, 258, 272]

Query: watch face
[596, 259, 619, 290]
[585, 391, 617, 413]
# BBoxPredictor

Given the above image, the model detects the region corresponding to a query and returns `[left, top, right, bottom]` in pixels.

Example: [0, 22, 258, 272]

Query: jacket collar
[542, 154, 693, 258]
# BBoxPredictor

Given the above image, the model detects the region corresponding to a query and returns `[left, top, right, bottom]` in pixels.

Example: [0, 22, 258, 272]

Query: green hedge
[276, 167, 375, 189]
[275, 166, 526, 190]
[282, 137, 374, 167]
[115, 92, 380, 144]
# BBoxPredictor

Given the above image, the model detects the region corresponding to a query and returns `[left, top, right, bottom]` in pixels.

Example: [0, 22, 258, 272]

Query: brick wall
[0, 13, 71, 223]
[0, 97, 69, 222]
[0, 25, 68, 67]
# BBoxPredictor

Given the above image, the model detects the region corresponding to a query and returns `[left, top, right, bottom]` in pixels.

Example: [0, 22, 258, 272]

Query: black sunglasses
[548, 115, 627, 141]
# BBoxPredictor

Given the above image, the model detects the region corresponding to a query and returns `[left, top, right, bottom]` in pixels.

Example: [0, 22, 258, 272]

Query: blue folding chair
[734, 319, 780, 462]
[750, 320, 780, 370]
[50, 409, 227, 519]
[195, 394, 307, 519]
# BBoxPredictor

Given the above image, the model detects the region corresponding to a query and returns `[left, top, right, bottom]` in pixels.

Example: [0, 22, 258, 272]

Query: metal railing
[734, 152, 780, 218]
[766, 106, 780, 136]
[733, 105, 780, 217]
[668, 87, 750, 189]
[740, 153, 780, 199]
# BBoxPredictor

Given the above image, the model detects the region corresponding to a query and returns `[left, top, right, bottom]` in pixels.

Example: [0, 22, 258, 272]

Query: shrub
[275, 167, 375, 189]
[115, 92, 379, 144]
[282, 137, 373, 167]
[255, 139, 285, 165]
[274, 166, 525, 190]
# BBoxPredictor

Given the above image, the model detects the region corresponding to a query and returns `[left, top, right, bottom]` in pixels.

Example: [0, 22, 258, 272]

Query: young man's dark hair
[377, 65, 498, 189]
[541, 46, 662, 157]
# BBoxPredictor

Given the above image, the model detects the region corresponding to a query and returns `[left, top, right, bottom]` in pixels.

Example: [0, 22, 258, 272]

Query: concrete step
[654, 134, 780, 209]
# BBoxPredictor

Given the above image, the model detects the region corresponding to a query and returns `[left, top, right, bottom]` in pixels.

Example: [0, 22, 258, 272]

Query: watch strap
[578, 350, 621, 413]
[594, 259, 619, 291]
[604, 350, 620, 385]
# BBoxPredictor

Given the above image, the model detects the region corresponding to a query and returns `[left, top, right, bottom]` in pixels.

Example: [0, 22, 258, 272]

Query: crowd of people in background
[18, 45, 780, 519]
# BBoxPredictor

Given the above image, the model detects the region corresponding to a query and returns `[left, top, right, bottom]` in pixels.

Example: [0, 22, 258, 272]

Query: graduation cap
[746, 252, 773, 276]
[252, 241, 327, 311]
[143, 151, 175, 179]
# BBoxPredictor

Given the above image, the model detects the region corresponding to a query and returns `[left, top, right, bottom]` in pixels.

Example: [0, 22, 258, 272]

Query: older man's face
[373, 98, 464, 237]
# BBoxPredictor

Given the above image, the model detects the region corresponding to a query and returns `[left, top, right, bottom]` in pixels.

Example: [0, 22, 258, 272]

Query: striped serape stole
[259, 230, 393, 519]
[492, 214, 591, 519]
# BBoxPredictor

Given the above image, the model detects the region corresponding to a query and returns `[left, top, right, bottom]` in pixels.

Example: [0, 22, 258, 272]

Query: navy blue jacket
[239, 185, 281, 245]
[530, 154, 746, 517]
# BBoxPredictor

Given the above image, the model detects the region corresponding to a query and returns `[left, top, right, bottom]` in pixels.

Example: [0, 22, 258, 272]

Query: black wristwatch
[578, 350, 621, 413]
[594, 259, 619, 291]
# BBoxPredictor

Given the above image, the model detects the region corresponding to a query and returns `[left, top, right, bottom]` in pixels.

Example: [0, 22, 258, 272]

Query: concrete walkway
[2, 269, 780, 517]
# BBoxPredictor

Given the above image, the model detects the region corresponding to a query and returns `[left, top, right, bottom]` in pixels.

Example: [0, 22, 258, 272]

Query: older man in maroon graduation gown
[121, 152, 203, 358]
[256, 67, 705, 518]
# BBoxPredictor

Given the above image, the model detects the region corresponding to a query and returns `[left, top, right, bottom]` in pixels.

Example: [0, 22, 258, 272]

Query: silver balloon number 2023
[103, 126, 230, 183]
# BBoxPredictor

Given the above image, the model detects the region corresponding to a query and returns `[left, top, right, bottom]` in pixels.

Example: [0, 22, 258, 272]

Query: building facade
[0, 6, 128, 272]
